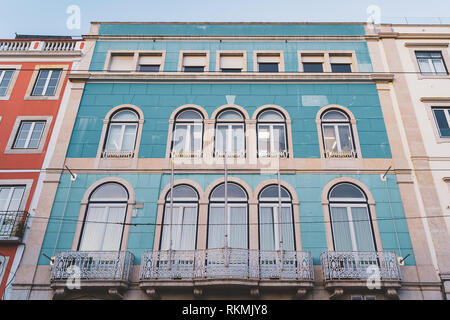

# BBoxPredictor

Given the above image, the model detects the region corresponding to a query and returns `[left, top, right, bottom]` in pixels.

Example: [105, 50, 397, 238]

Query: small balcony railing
[140, 248, 314, 281]
[0, 211, 28, 241]
[0, 40, 80, 52]
[320, 251, 402, 282]
[50, 251, 134, 282]
[102, 150, 135, 158]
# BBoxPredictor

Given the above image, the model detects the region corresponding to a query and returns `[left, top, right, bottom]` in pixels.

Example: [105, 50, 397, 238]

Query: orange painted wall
[0, 61, 72, 298]
[0, 62, 72, 170]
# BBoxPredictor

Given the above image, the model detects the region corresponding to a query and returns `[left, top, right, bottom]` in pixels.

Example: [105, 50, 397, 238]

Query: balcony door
[78, 183, 128, 251]
[329, 183, 375, 252]
[0, 186, 25, 237]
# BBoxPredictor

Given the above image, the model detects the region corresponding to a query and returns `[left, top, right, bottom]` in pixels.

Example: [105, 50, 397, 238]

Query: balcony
[320, 251, 402, 299]
[50, 251, 134, 299]
[0, 211, 28, 243]
[140, 248, 314, 299]
[0, 40, 83, 55]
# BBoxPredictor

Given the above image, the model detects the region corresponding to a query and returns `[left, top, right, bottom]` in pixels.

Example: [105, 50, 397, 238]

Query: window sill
[24, 95, 60, 101]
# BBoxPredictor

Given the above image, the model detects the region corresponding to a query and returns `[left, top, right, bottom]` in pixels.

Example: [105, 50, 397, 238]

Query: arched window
[171, 109, 203, 158]
[79, 183, 128, 251]
[321, 110, 356, 158]
[208, 183, 248, 249]
[160, 185, 199, 250]
[257, 110, 288, 158]
[328, 183, 375, 251]
[215, 109, 245, 158]
[258, 185, 295, 251]
[103, 109, 139, 157]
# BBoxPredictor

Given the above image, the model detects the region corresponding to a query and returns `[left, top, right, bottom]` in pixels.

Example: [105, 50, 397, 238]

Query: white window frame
[257, 111, 288, 158]
[330, 203, 375, 252]
[416, 51, 448, 75]
[431, 107, 450, 138]
[321, 120, 356, 158]
[31, 69, 62, 96]
[259, 203, 294, 251]
[0, 185, 26, 212]
[5, 116, 53, 154]
[0, 65, 20, 101]
[0, 69, 14, 96]
[13, 121, 45, 149]
[161, 203, 198, 250]
[209, 202, 248, 248]
[171, 110, 204, 158]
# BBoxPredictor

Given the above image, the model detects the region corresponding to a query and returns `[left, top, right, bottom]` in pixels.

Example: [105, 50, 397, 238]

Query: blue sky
[1, 0, 449, 38]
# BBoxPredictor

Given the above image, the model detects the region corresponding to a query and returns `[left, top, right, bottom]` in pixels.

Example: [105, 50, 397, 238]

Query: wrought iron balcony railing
[140, 248, 314, 281]
[50, 251, 134, 282]
[0, 211, 28, 241]
[320, 251, 402, 282]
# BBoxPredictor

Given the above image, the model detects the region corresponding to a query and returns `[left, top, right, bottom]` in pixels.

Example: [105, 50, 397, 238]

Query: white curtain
[331, 206, 353, 251]
[179, 207, 197, 250]
[351, 207, 375, 251]
[273, 125, 286, 153]
[258, 125, 270, 155]
[79, 205, 126, 251]
[122, 124, 137, 151]
[106, 125, 122, 151]
[229, 206, 247, 249]
[259, 207, 275, 251]
[338, 125, 353, 151]
[208, 206, 226, 248]
[173, 124, 187, 152]
[281, 207, 295, 251]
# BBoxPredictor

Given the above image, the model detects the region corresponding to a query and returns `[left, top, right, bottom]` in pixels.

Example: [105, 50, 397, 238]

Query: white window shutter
[329, 55, 352, 64]
[183, 55, 206, 67]
[301, 55, 324, 63]
[220, 55, 243, 69]
[257, 55, 280, 63]
[109, 54, 134, 71]
[139, 54, 162, 65]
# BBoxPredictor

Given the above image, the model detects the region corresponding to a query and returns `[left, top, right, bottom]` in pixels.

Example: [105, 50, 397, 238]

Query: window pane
[221, 68, 241, 73]
[112, 110, 138, 121]
[258, 125, 270, 155]
[433, 109, 450, 137]
[281, 206, 295, 251]
[229, 206, 247, 249]
[338, 125, 353, 152]
[211, 183, 247, 200]
[331, 207, 353, 251]
[303, 63, 323, 72]
[14, 122, 31, 148]
[177, 110, 202, 121]
[102, 205, 126, 251]
[90, 183, 128, 201]
[323, 125, 338, 153]
[79, 206, 108, 251]
[217, 110, 243, 121]
[258, 63, 278, 72]
[32, 70, 49, 96]
[215, 125, 227, 154]
[330, 183, 365, 200]
[27, 122, 45, 149]
[259, 186, 290, 200]
[351, 207, 375, 251]
[121, 125, 137, 151]
[258, 110, 284, 122]
[105, 125, 123, 151]
[322, 110, 348, 121]
[179, 206, 197, 250]
[173, 124, 187, 152]
[161, 206, 180, 250]
[45, 70, 61, 95]
[191, 124, 203, 152]
[208, 206, 226, 248]
[139, 65, 160, 72]
[166, 185, 198, 201]
[432, 59, 447, 74]
[259, 207, 275, 251]
[184, 66, 204, 72]
[331, 64, 352, 73]
[273, 125, 286, 153]
[0, 70, 14, 96]
[417, 59, 432, 74]
[231, 124, 244, 154]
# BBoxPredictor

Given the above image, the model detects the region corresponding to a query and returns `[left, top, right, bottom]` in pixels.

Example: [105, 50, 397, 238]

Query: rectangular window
[0, 185, 25, 237]
[330, 55, 353, 73]
[182, 54, 207, 72]
[0, 69, 14, 96]
[31, 69, 62, 96]
[416, 51, 447, 75]
[432, 108, 450, 137]
[219, 54, 244, 72]
[13, 121, 46, 149]
[108, 53, 134, 72]
[303, 63, 324, 72]
[257, 54, 280, 72]
[138, 54, 162, 72]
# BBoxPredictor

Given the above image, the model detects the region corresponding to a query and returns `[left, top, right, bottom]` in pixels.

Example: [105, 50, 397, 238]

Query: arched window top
[258, 110, 285, 122]
[259, 185, 291, 202]
[217, 109, 244, 121]
[321, 109, 349, 122]
[90, 182, 128, 202]
[210, 183, 247, 201]
[329, 183, 366, 202]
[176, 109, 203, 121]
[111, 109, 139, 121]
[166, 185, 199, 201]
